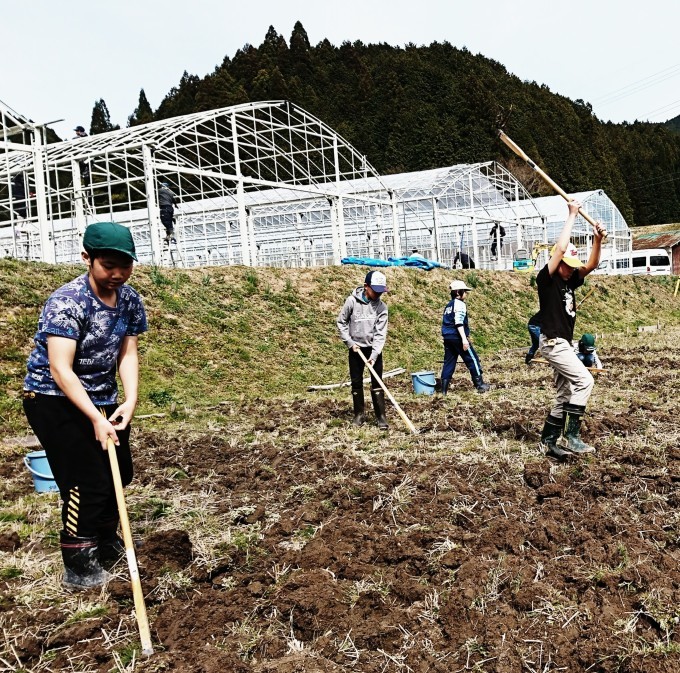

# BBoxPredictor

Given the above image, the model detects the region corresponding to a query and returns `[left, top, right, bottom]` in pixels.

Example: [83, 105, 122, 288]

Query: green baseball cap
[82, 222, 137, 261]
[580, 333, 596, 349]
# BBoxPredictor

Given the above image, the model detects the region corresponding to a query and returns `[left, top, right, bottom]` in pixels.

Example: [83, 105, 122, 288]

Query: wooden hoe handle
[498, 131, 600, 229]
[356, 350, 419, 435]
[101, 410, 154, 656]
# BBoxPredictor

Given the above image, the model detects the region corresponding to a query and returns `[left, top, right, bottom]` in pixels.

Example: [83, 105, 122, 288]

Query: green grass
[0, 258, 678, 435]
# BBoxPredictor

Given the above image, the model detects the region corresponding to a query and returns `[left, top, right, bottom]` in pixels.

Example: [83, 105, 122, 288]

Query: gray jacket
[336, 287, 388, 361]
[158, 186, 176, 208]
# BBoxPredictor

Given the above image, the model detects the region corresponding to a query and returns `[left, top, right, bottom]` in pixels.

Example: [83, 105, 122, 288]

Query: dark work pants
[159, 206, 174, 233]
[23, 394, 132, 538]
[441, 339, 483, 381]
[348, 347, 383, 392]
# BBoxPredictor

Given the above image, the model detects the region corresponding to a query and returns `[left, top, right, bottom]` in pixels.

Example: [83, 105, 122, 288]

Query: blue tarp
[341, 255, 448, 271]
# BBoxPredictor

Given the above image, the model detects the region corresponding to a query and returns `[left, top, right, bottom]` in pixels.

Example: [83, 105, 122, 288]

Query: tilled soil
[1, 341, 679, 672]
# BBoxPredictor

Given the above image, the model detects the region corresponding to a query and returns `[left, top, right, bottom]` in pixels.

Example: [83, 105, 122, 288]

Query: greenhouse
[1, 99, 628, 269]
[525, 191, 632, 268]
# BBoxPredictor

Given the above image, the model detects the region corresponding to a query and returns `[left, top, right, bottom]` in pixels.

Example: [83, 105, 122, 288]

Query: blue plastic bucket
[24, 450, 58, 493]
[411, 371, 436, 395]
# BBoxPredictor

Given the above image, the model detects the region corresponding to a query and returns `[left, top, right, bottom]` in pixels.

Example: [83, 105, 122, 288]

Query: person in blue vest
[22, 222, 147, 589]
[440, 279, 490, 394]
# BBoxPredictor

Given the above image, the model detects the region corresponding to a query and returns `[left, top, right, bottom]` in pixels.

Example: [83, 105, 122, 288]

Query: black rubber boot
[97, 519, 126, 568]
[441, 378, 451, 396]
[558, 404, 595, 454]
[371, 389, 389, 430]
[60, 532, 111, 590]
[351, 388, 365, 427]
[525, 351, 535, 365]
[472, 376, 491, 393]
[541, 414, 572, 461]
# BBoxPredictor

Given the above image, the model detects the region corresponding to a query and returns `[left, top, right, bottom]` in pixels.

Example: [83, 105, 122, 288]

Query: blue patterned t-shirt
[24, 273, 147, 404]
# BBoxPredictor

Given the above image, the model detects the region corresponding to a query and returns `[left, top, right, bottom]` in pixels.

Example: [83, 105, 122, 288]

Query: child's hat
[365, 270, 388, 293]
[83, 222, 137, 260]
[450, 279, 472, 292]
[549, 242, 583, 268]
[580, 333, 596, 349]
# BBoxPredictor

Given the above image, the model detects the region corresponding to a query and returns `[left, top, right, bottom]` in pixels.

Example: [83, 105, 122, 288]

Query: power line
[593, 63, 680, 107]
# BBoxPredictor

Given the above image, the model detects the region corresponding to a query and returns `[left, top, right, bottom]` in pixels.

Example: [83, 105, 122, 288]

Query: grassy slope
[1, 258, 678, 433]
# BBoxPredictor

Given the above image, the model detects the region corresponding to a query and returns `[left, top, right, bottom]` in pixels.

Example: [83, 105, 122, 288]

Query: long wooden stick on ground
[101, 410, 153, 656]
[530, 358, 606, 373]
[356, 350, 419, 435]
[308, 368, 406, 391]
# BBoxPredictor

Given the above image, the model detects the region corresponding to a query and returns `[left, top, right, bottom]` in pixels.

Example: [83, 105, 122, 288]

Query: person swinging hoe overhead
[536, 200, 607, 461]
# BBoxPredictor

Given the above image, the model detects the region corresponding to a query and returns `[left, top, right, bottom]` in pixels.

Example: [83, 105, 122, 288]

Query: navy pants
[527, 324, 541, 357]
[441, 339, 484, 381]
[160, 205, 174, 233]
[23, 394, 132, 538]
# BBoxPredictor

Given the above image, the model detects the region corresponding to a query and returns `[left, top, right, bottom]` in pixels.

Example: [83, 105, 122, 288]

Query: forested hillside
[95, 23, 680, 226]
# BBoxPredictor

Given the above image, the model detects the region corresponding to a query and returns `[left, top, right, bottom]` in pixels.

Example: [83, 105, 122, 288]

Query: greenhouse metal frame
[1, 99, 612, 270]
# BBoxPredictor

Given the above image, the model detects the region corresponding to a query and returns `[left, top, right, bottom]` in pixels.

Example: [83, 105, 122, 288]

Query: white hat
[450, 279, 472, 292]
[365, 270, 388, 293]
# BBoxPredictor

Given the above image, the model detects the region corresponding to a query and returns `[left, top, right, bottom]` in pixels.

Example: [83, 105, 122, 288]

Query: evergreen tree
[103, 30, 680, 225]
[127, 89, 154, 127]
[89, 99, 119, 134]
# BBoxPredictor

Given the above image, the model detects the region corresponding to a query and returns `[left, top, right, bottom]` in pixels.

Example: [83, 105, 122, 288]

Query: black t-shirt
[536, 264, 584, 341]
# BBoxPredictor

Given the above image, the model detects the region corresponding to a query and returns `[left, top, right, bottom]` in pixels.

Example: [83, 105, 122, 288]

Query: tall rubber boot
[60, 532, 111, 590]
[558, 404, 595, 454]
[97, 519, 126, 569]
[441, 378, 451, 396]
[351, 388, 365, 427]
[371, 389, 389, 430]
[541, 414, 571, 461]
[472, 375, 490, 393]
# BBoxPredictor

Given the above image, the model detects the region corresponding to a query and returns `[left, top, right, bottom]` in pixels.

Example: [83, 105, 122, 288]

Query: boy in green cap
[23, 222, 147, 589]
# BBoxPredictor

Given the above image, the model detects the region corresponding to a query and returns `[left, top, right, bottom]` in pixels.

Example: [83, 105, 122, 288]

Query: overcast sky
[3, 0, 679, 140]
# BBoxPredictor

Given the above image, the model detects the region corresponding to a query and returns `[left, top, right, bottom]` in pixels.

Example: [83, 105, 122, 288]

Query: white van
[593, 252, 632, 275]
[630, 248, 671, 275]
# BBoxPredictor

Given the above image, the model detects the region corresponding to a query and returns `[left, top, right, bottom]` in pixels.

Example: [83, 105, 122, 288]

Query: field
[0, 261, 679, 672]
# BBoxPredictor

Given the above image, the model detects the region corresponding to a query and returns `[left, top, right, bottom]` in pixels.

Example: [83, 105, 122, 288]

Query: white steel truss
[1, 99, 555, 269]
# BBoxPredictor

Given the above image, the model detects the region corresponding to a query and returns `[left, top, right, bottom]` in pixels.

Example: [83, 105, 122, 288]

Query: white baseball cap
[365, 270, 388, 293]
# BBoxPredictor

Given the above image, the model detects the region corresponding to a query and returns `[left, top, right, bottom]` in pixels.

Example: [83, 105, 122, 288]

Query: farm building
[632, 227, 680, 275]
[1, 99, 630, 269]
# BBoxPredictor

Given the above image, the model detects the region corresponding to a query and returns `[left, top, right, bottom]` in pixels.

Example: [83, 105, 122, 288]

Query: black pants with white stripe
[23, 394, 132, 537]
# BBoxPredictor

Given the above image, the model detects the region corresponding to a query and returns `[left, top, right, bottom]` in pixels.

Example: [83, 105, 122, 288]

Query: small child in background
[575, 333, 602, 369]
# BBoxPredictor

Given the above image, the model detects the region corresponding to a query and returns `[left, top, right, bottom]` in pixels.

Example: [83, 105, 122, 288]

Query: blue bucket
[411, 371, 436, 395]
[24, 450, 58, 493]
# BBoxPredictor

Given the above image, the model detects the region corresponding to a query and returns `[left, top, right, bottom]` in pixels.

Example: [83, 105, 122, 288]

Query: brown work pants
[539, 335, 594, 417]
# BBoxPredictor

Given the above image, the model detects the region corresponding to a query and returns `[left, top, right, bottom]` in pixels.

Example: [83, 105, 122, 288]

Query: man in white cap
[337, 270, 389, 429]
[537, 200, 607, 461]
